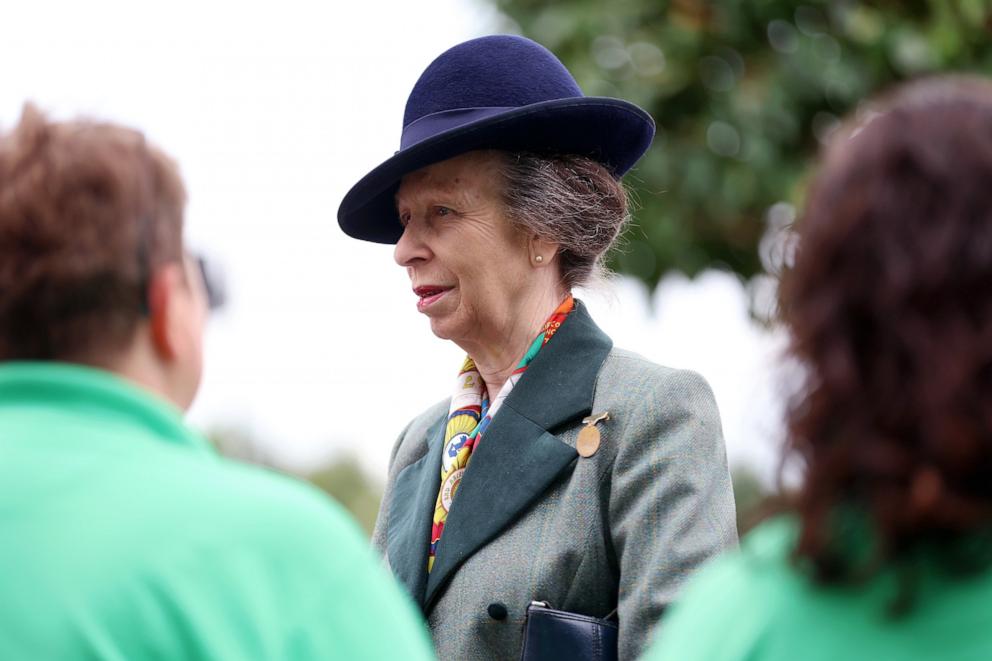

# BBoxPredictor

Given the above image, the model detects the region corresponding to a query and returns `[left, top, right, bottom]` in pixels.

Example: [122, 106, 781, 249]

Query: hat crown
[403, 35, 584, 128]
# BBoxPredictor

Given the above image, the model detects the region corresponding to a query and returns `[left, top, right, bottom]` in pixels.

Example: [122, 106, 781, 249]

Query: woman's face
[394, 151, 535, 347]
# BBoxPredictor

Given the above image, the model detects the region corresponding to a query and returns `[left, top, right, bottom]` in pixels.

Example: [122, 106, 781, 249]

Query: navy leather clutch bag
[519, 601, 618, 661]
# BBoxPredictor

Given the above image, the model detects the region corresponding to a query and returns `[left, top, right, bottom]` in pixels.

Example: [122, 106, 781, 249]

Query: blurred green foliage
[494, 0, 992, 286]
[307, 457, 383, 535]
[208, 428, 382, 535]
[731, 465, 772, 535]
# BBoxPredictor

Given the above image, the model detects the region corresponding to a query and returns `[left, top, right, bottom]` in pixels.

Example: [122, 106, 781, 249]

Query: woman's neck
[460, 288, 567, 400]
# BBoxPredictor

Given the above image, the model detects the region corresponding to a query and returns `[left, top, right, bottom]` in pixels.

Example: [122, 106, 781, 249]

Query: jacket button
[487, 602, 508, 620]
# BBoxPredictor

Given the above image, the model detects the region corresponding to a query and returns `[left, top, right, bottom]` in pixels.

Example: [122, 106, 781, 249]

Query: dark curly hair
[0, 104, 185, 362]
[779, 76, 992, 587]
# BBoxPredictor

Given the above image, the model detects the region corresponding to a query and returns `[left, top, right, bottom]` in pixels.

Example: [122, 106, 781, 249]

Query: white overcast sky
[1, 0, 789, 484]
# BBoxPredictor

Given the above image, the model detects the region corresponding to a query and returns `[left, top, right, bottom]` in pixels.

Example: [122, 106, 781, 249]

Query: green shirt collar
[0, 361, 212, 454]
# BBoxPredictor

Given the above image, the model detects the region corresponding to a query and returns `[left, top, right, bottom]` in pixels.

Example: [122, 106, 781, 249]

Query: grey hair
[498, 152, 630, 289]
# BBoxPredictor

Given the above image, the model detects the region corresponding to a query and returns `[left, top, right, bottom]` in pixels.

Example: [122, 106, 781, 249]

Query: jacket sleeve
[608, 368, 738, 660]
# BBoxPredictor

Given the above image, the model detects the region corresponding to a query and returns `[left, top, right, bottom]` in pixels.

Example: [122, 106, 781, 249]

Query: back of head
[0, 105, 185, 364]
[780, 76, 992, 582]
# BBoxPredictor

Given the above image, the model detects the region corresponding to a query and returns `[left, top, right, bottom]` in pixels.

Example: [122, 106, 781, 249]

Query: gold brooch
[577, 411, 610, 457]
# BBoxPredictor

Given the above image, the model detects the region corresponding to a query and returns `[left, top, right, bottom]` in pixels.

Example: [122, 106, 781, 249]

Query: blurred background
[3, 0, 990, 533]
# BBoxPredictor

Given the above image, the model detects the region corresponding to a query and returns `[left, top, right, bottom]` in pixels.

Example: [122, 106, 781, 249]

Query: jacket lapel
[424, 301, 613, 609]
[386, 413, 447, 609]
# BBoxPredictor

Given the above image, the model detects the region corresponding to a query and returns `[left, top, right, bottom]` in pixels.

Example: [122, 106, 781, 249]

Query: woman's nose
[394, 219, 431, 267]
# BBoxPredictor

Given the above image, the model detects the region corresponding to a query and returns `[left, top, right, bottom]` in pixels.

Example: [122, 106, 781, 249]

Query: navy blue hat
[338, 35, 656, 243]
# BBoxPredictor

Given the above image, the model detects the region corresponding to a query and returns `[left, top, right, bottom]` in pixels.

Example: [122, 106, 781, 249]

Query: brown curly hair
[0, 105, 185, 362]
[779, 76, 992, 584]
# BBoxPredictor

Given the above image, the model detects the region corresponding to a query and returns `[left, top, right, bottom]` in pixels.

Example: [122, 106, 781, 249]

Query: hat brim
[337, 97, 655, 244]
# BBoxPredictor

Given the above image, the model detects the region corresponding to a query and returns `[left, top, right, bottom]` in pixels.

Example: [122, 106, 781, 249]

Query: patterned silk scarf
[428, 295, 574, 573]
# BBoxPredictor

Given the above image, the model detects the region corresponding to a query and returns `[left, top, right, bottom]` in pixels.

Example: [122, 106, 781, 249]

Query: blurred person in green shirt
[0, 105, 434, 660]
[645, 76, 992, 661]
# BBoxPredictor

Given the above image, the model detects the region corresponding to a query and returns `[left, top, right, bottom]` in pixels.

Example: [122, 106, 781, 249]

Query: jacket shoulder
[405, 398, 450, 439]
[598, 347, 717, 401]
[386, 398, 449, 474]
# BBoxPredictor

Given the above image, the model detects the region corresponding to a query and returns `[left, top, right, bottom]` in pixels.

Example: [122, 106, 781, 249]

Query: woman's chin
[427, 312, 473, 344]
[428, 317, 456, 341]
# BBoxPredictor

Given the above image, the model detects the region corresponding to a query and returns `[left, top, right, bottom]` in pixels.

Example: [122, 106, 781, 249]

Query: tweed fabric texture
[373, 346, 739, 660]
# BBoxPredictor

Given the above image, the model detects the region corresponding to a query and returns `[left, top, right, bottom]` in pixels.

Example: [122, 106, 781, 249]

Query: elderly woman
[645, 77, 992, 661]
[338, 35, 737, 660]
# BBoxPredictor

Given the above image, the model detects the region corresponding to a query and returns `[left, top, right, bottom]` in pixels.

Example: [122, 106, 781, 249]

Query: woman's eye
[434, 206, 452, 217]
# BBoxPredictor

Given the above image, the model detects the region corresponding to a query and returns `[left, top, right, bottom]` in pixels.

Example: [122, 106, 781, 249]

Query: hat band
[400, 106, 516, 150]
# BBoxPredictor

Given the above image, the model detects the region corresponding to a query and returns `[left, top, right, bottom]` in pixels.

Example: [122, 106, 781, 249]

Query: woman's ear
[530, 235, 559, 267]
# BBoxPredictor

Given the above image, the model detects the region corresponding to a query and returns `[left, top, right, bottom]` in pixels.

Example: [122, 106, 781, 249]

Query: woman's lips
[414, 286, 452, 312]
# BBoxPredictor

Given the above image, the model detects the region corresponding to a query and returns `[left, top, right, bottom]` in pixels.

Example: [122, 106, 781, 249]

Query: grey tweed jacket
[372, 302, 738, 660]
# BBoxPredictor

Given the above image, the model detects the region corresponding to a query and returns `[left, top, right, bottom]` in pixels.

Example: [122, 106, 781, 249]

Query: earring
[535, 255, 544, 264]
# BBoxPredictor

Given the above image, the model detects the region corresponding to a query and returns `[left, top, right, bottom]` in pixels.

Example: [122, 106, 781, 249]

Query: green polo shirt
[644, 516, 992, 661]
[0, 362, 434, 660]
